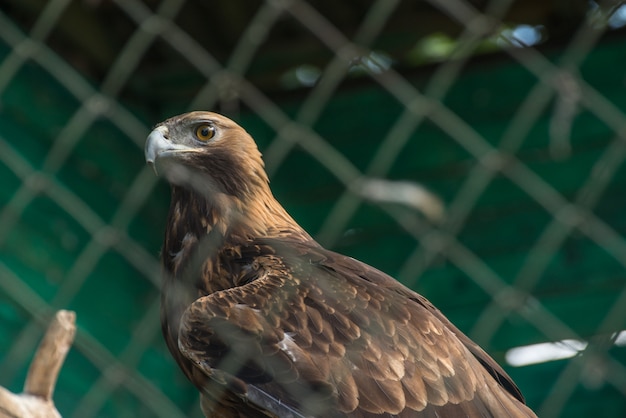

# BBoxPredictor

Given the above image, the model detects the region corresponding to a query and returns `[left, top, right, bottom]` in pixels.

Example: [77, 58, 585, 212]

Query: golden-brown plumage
[145, 111, 537, 417]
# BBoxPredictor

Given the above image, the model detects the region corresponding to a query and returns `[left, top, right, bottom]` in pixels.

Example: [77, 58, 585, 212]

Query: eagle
[145, 111, 537, 418]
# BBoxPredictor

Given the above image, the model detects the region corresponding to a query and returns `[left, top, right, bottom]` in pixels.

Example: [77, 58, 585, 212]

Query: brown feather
[146, 111, 537, 418]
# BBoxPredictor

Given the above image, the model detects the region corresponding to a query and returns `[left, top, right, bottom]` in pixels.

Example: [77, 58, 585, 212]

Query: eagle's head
[145, 111, 269, 201]
[145, 111, 306, 240]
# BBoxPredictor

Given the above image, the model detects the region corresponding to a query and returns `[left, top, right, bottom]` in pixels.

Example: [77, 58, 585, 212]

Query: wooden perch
[0, 310, 76, 418]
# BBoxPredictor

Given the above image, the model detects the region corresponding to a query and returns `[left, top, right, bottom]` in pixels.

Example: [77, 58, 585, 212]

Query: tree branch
[0, 310, 76, 418]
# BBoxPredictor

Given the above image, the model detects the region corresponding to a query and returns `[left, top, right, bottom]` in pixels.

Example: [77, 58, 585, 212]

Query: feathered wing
[177, 238, 536, 417]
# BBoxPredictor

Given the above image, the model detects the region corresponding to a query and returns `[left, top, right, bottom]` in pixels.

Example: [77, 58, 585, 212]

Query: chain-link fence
[1, 0, 626, 417]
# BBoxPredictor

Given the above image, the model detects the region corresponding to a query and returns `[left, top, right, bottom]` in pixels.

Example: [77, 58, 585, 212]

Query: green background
[1, 1, 625, 417]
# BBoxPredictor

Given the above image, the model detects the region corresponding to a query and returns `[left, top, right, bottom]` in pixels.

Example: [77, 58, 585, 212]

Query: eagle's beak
[145, 125, 195, 177]
[145, 125, 171, 176]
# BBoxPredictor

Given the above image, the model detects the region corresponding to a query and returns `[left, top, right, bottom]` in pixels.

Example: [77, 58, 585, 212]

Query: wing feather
[177, 238, 535, 417]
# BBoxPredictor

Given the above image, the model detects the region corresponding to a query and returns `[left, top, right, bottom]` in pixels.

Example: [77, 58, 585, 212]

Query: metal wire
[0, 0, 625, 417]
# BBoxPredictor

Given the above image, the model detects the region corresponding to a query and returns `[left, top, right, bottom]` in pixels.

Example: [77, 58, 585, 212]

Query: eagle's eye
[194, 124, 216, 142]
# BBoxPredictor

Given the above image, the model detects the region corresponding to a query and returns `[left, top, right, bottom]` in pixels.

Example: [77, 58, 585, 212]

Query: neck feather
[165, 182, 311, 253]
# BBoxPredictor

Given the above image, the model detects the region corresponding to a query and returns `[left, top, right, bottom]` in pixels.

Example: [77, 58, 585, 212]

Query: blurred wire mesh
[1, 0, 626, 417]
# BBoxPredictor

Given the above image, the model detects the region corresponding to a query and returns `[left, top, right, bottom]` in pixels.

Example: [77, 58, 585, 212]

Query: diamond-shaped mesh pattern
[1, 1, 625, 417]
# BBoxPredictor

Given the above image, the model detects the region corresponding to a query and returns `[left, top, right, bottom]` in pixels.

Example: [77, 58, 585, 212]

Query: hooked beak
[145, 125, 188, 176]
